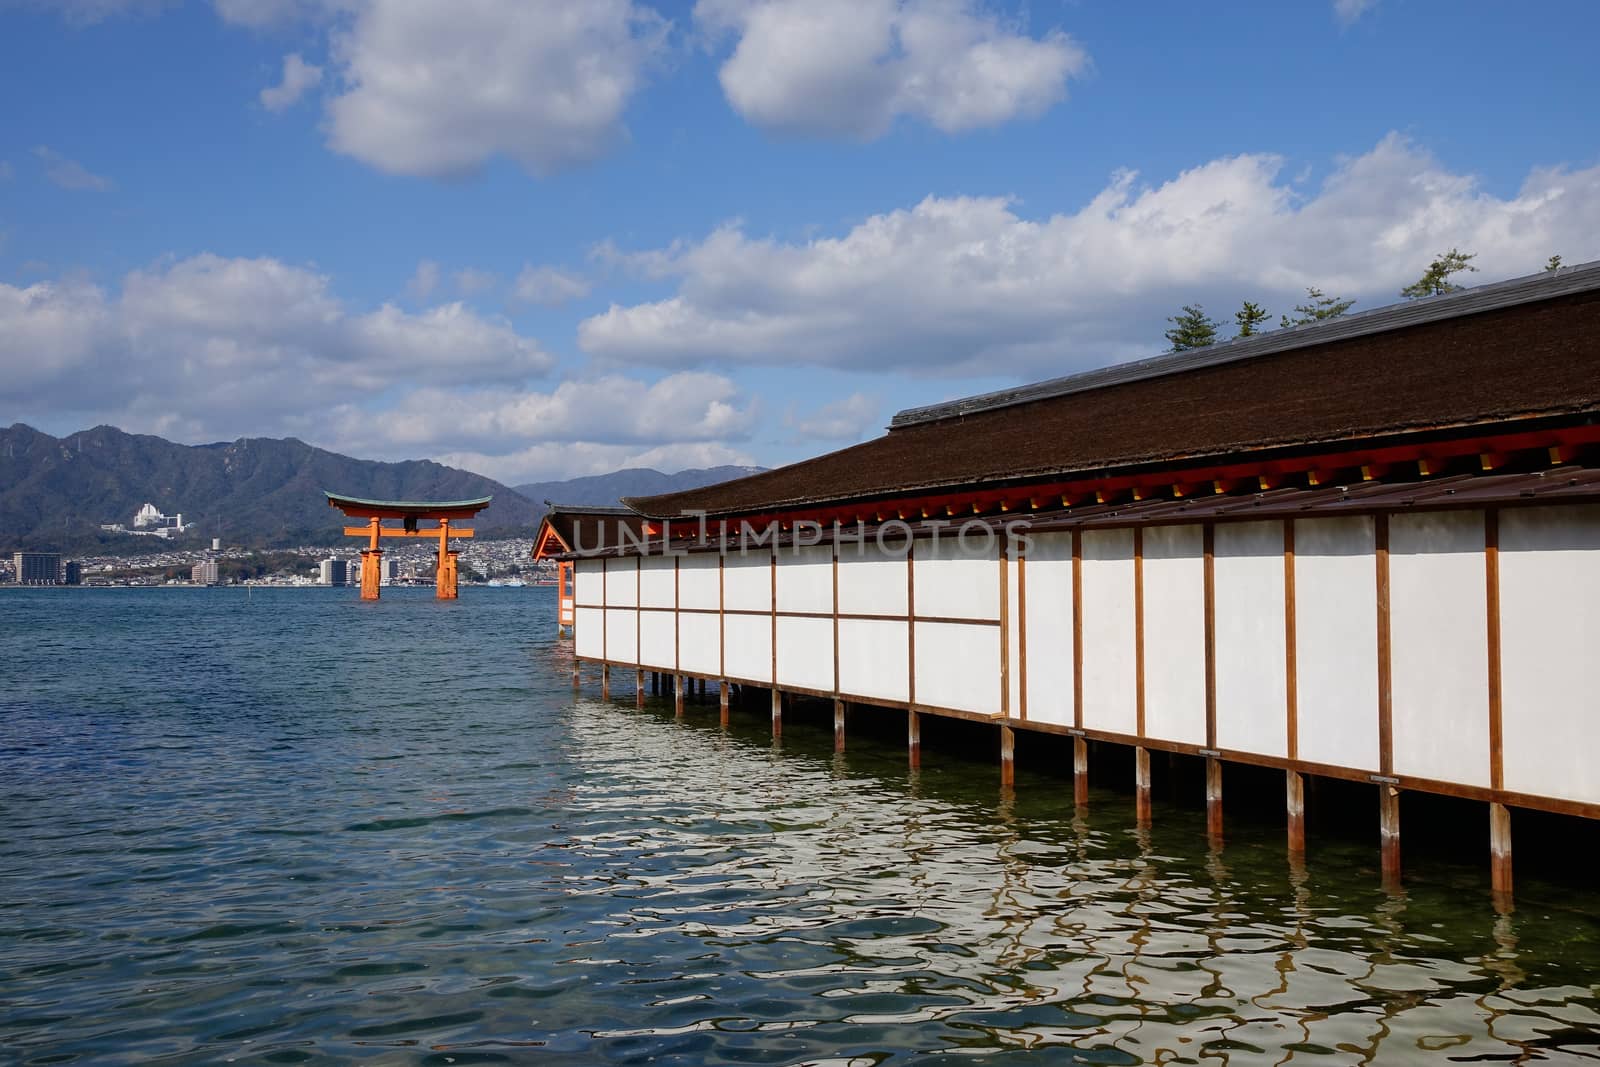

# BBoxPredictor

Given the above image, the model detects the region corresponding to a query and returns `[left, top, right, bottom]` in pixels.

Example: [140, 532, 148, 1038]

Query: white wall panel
[1214, 521, 1287, 757]
[913, 536, 999, 620]
[1080, 528, 1137, 736]
[915, 621, 1001, 715]
[723, 614, 773, 683]
[835, 554, 909, 617]
[604, 557, 637, 607]
[639, 611, 676, 669]
[1006, 555, 1021, 716]
[574, 606, 604, 659]
[1390, 511, 1490, 788]
[605, 607, 637, 663]
[678, 552, 721, 611]
[1500, 503, 1600, 805]
[1295, 516, 1379, 772]
[1142, 524, 1207, 747]
[776, 545, 834, 614]
[838, 618, 909, 703]
[722, 552, 772, 612]
[776, 616, 834, 691]
[1022, 532, 1075, 727]
[678, 612, 721, 677]
[639, 555, 675, 609]
[574, 561, 603, 607]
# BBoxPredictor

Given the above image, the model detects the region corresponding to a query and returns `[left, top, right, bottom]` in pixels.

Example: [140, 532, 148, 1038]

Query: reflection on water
[1, 587, 1597, 1064]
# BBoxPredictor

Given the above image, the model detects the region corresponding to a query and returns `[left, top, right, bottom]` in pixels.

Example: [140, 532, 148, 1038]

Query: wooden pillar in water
[1490, 802, 1513, 898]
[1380, 786, 1401, 884]
[435, 518, 458, 600]
[833, 700, 846, 752]
[572, 657, 581, 689]
[698, 677, 706, 703]
[771, 689, 783, 738]
[635, 668, 645, 708]
[674, 674, 685, 717]
[907, 710, 921, 768]
[1205, 758, 1223, 841]
[1073, 737, 1088, 806]
[999, 725, 1015, 787]
[1286, 770, 1306, 853]
[1134, 746, 1152, 825]
[360, 517, 382, 600]
[601, 663, 610, 700]
[719, 681, 730, 726]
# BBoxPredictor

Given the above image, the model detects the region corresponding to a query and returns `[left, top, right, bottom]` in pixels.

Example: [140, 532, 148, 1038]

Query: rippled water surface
[2, 587, 1598, 1064]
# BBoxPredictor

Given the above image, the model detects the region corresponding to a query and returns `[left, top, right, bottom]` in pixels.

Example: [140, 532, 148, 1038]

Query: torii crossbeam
[324, 491, 493, 600]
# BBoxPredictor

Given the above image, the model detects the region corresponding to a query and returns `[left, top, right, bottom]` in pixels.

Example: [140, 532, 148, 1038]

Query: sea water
[2, 586, 1597, 1063]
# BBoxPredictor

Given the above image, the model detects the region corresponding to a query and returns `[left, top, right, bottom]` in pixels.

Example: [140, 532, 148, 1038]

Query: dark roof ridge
[891, 259, 1600, 429]
[540, 502, 637, 515]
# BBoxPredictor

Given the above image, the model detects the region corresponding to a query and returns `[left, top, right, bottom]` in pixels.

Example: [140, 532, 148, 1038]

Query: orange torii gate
[324, 491, 492, 600]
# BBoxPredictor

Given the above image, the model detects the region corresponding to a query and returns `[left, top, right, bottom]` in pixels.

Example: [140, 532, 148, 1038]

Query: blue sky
[3, 0, 1598, 485]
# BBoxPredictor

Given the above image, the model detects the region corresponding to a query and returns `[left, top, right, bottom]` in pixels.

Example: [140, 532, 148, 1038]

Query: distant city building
[100, 503, 193, 539]
[381, 558, 400, 584]
[317, 559, 349, 586]
[63, 561, 81, 586]
[211, 538, 221, 552]
[13, 551, 62, 585]
[191, 560, 221, 586]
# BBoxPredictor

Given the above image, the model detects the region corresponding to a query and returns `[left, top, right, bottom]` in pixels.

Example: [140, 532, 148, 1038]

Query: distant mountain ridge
[0, 423, 540, 550]
[513, 466, 766, 509]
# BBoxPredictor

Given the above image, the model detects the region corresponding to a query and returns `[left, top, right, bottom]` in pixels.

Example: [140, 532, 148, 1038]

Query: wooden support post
[435, 518, 458, 600]
[1286, 770, 1305, 853]
[771, 689, 783, 738]
[650, 671, 659, 696]
[698, 677, 706, 703]
[601, 663, 610, 700]
[635, 668, 644, 708]
[1073, 737, 1088, 806]
[907, 710, 921, 768]
[1490, 802, 1513, 898]
[1135, 746, 1152, 825]
[834, 699, 846, 752]
[719, 681, 730, 726]
[360, 517, 382, 600]
[1380, 786, 1401, 885]
[572, 657, 581, 690]
[674, 674, 684, 717]
[999, 725, 1015, 787]
[1205, 758, 1223, 841]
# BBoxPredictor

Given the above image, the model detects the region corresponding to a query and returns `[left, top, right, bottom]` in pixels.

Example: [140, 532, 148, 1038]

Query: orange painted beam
[342, 526, 476, 539]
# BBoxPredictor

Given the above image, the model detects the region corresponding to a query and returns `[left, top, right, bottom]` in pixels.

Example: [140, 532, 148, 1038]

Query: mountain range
[0, 423, 762, 552]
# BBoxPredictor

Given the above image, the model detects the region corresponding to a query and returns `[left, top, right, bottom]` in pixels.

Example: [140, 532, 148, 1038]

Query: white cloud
[260, 52, 323, 112]
[213, 0, 335, 29]
[788, 392, 880, 441]
[405, 259, 439, 302]
[0, 254, 554, 438]
[0, 160, 14, 180]
[440, 440, 759, 486]
[695, 0, 1087, 139]
[324, 0, 667, 178]
[454, 268, 498, 296]
[1333, 0, 1378, 26]
[579, 134, 1600, 378]
[33, 146, 114, 192]
[325, 373, 759, 483]
[511, 264, 591, 307]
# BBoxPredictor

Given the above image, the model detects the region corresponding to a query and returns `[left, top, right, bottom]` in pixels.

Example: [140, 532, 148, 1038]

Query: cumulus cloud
[0, 254, 553, 440]
[259, 52, 322, 112]
[579, 134, 1600, 378]
[324, 0, 667, 178]
[788, 392, 881, 441]
[695, 0, 1087, 139]
[33, 146, 114, 192]
[511, 264, 591, 307]
[9, 0, 174, 24]
[454, 268, 498, 296]
[323, 373, 759, 483]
